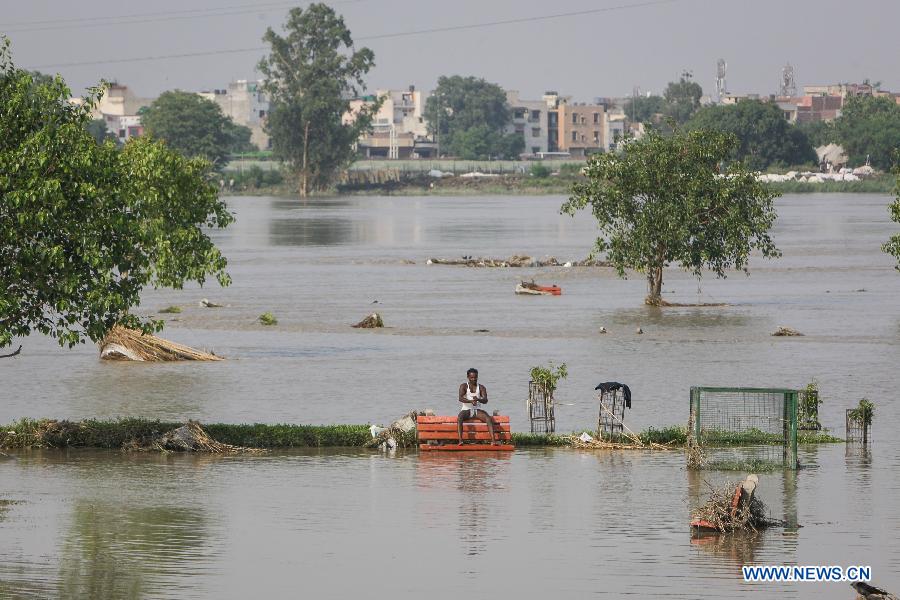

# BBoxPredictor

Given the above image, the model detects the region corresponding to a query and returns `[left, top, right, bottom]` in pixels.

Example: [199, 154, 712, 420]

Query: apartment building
[544, 93, 607, 157]
[88, 83, 152, 143]
[506, 91, 549, 156]
[199, 80, 270, 149]
[347, 86, 433, 158]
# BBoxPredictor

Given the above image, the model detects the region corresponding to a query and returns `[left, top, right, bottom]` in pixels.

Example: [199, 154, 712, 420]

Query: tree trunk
[645, 267, 663, 306]
[300, 121, 310, 198]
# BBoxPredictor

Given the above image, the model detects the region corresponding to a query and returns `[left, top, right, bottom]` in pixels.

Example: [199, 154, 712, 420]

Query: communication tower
[780, 63, 797, 97]
[716, 59, 728, 101]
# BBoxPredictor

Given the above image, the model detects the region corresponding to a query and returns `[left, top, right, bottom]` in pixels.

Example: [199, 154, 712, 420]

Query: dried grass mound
[100, 326, 223, 361]
[772, 326, 804, 337]
[352, 313, 384, 328]
[128, 421, 264, 454]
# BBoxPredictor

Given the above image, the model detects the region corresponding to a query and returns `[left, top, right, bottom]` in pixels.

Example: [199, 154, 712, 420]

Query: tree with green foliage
[686, 100, 816, 170]
[796, 119, 835, 149]
[562, 129, 780, 305]
[622, 94, 666, 124]
[85, 118, 115, 144]
[424, 75, 524, 160]
[259, 4, 379, 197]
[224, 119, 256, 154]
[832, 96, 900, 170]
[0, 38, 232, 355]
[884, 161, 900, 269]
[141, 90, 252, 167]
[663, 71, 703, 124]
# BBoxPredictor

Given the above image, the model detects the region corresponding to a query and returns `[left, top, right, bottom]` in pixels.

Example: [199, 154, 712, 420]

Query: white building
[199, 80, 270, 149]
[346, 86, 433, 159]
[506, 90, 550, 156]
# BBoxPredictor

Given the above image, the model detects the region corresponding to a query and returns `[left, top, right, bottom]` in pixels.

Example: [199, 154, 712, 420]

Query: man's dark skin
[458, 369, 499, 445]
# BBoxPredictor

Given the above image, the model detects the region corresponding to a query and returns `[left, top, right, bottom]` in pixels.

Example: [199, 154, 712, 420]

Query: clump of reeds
[159, 306, 182, 314]
[258, 312, 278, 326]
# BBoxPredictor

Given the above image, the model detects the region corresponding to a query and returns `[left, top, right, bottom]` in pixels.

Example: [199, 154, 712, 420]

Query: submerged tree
[562, 128, 780, 306]
[259, 4, 379, 196]
[884, 160, 900, 269]
[0, 38, 232, 355]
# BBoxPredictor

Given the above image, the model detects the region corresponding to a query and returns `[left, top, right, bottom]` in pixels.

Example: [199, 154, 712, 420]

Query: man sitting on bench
[458, 368, 499, 445]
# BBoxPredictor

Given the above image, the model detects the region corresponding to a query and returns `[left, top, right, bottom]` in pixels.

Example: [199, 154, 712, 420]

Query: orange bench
[417, 415, 515, 451]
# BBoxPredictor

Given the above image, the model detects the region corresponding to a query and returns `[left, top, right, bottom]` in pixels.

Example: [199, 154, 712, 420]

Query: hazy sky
[3, 0, 899, 101]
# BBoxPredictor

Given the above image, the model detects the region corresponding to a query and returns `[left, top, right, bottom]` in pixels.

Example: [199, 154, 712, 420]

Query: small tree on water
[562, 129, 781, 305]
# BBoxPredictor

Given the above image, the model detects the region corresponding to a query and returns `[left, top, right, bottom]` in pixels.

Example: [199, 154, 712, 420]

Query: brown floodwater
[2, 193, 899, 598]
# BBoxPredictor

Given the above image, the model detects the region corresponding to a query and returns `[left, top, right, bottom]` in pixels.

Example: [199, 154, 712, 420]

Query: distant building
[506, 91, 549, 156]
[545, 92, 608, 157]
[199, 80, 270, 150]
[346, 86, 433, 159]
[803, 82, 878, 98]
[88, 83, 153, 143]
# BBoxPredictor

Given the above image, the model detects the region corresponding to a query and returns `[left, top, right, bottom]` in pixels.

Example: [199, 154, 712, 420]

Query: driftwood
[352, 313, 384, 328]
[126, 421, 264, 454]
[99, 326, 223, 361]
[426, 255, 610, 268]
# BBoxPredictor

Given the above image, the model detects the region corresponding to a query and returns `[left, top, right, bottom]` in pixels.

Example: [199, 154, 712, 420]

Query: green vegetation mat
[0, 419, 842, 450]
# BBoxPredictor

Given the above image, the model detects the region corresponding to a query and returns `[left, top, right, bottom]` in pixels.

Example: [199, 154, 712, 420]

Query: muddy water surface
[2, 193, 899, 598]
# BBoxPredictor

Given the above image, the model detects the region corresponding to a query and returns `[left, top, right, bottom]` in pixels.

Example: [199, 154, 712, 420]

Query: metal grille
[598, 390, 626, 438]
[845, 409, 871, 444]
[689, 387, 799, 469]
[527, 381, 555, 434]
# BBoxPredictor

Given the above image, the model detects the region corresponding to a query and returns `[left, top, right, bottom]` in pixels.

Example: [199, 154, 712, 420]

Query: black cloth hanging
[594, 382, 632, 409]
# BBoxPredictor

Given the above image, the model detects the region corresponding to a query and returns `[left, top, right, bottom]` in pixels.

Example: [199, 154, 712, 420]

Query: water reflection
[58, 502, 208, 599]
[269, 216, 357, 246]
[415, 453, 511, 558]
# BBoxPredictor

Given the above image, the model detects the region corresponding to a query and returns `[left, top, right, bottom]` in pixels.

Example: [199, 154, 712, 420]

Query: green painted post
[789, 391, 799, 469]
[691, 387, 701, 440]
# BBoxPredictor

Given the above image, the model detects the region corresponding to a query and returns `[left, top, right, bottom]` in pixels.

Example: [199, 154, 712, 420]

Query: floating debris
[426, 255, 610, 268]
[352, 313, 384, 328]
[691, 475, 783, 533]
[199, 298, 224, 308]
[365, 411, 419, 449]
[636, 327, 644, 334]
[599, 327, 607, 334]
[772, 326, 804, 337]
[99, 326, 223, 362]
[515, 280, 562, 295]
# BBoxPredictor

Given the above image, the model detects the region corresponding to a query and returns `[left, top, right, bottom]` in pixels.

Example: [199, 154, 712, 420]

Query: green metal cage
[689, 387, 799, 469]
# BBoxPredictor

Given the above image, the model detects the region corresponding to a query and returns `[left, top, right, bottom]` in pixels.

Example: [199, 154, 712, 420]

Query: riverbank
[220, 172, 895, 197]
[0, 419, 842, 449]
